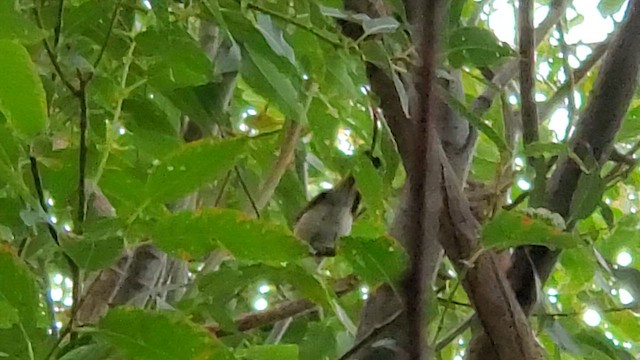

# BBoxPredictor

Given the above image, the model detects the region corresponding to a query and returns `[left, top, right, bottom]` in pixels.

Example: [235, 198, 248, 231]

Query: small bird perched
[293, 176, 360, 257]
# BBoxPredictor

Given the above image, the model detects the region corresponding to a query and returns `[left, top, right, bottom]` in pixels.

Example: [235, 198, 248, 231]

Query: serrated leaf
[96, 308, 232, 360]
[482, 211, 578, 249]
[151, 208, 308, 263]
[198, 263, 327, 308]
[0, 40, 48, 139]
[144, 137, 247, 204]
[208, 208, 309, 262]
[62, 233, 124, 272]
[150, 212, 218, 259]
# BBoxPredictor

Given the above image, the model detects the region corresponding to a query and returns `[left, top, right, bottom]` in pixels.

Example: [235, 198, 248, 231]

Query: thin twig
[537, 34, 611, 121]
[53, 0, 65, 46]
[434, 315, 474, 352]
[32, 6, 77, 95]
[250, 120, 302, 212]
[234, 166, 260, 218]
[28, 156, 60, 247]
[557, 19, 576, 141]
[503, 190, 531, 210]
[77, 71, 93, 226]
[93, 0, 122, 69]
[93, 39, 137, 185]
[31, 154, 80, 359]
[214, 170, 233, 206]
[433, 267, 466, 344]
[338, 310, 403, 360]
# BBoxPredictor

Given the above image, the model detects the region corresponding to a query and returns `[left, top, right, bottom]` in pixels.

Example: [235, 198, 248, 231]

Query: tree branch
[400, 0, 447, 357]
[471, 0, 570, 115]
[509, 0, 640, 318]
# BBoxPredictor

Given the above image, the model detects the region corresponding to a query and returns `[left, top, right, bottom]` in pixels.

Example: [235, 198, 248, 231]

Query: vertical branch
[404, 0, 446, 358]
[519, 0, 539, 146]
[76, 71, 92, 226]
[519, 0, 546, 207]
[557, 19, 576, 140]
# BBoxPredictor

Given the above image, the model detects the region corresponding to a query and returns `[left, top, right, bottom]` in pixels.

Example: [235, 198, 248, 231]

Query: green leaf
[598, 0, 626, 16]
[360, 40, 391, 70]
[203, 207, 309, 262]
[62, 219, 125, 272]
[224, 11, 305, 122]
[362, 17, 400, 35]
[197, 263, 327, 308]
[559, 247, 595, 293]
[241, 46, 306, 122]
[597, 215, 640, 263]
[136, 27, 213, 89]
[0, 2, 47, 44]
[353, 154, 383, 217]
[447, 27, 514, 68]
[391, 71, 410, 118]
[255, 14, 297, 66]
[0, 301, 19, 329]
[96, 308, 232, 360]
[0, 246, 49, 358]
[482, 211, 578, 249]
[150, 211, 218, 259]
[0, 40, 48, 139]
[616, 106, 640, 141]
[144, 137, 248, 204]
[523, 142, 568, 158]
[236, 344, 298, 360]
[340, 236, 406, 284]
[568, 171, 605, 223]
[298, 321, 337, 360]
[151, 209, 308, 263]
[58, 343, 116, 360]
